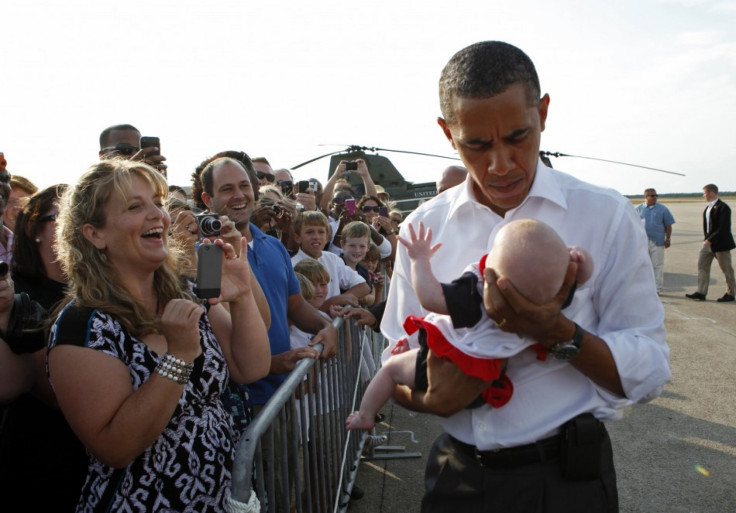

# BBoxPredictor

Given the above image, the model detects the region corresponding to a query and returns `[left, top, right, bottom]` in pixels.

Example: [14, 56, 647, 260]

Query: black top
[0, 273, 86, 512]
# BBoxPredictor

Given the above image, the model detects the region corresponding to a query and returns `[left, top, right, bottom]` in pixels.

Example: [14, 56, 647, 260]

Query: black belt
[449, 433, 561, 469]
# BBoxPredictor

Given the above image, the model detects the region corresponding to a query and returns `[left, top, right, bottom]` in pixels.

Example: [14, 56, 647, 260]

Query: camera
[195, 213, 222, 237]
[272, 204, 282, 216]
[345, 161, 358, 171]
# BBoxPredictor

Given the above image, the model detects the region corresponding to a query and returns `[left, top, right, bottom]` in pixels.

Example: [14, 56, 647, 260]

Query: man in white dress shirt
[381, 41, 671, 513]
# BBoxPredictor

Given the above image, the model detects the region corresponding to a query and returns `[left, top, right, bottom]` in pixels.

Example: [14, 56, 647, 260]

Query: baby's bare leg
[346, 348, 420, 430]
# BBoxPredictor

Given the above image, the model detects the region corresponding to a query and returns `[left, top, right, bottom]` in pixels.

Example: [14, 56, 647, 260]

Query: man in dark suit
[686, 184, 736, 302]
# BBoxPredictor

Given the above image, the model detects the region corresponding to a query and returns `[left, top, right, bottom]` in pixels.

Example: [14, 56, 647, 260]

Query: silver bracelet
[155, 352, 194, 385]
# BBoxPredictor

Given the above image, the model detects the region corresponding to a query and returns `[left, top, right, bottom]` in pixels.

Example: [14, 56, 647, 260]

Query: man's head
[99, 124, 141, 159]
[644, 188, 658, 206]
[374, 185, 390, 204]
[437, 41, 548, 216]
[293, 211, 331, 258]
[192, 151, 259, 212]
[703, 184, 718, 202]
[436, 165, 468, 194]
[488, 218, 568, 304]
[200, 157, 257, 229]
[274, 168, 294, 197]
[252, 157, 275, 187]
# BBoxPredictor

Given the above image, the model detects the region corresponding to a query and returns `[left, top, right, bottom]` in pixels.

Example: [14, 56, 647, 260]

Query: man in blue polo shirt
[636, 188, 676, 294]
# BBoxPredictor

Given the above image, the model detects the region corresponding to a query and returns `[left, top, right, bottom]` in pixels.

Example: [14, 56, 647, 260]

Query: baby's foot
[345, 411, 376, 431]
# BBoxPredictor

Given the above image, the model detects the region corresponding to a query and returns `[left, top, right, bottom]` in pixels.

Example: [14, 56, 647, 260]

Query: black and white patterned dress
[49, 303, 238, 513]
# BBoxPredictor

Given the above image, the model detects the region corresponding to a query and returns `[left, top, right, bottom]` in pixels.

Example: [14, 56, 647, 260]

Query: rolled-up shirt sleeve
[585, 201, 671, 404]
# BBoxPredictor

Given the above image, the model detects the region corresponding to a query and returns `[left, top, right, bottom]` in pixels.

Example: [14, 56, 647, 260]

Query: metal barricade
[229, 315, 387, 513]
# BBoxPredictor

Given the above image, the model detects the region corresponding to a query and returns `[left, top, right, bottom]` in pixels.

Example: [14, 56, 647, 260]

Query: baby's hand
[568, 246, 594, 285]
[398, 222, 442, 262]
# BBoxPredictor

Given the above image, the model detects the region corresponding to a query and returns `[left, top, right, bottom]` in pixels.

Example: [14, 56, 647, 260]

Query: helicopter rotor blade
[371, 146, 461, 161]
[292, 144, 460, 169]
[541, 151, 685, 177]
[291, 150, 349, 169]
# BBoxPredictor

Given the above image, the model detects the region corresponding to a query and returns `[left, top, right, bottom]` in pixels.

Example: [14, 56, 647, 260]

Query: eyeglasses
[361, 205, 381, 213]
[100, 143, 140, 156]
[256, 171, 275, 183]
[38, 212, 58, 222]
[646, 194, 658, 197]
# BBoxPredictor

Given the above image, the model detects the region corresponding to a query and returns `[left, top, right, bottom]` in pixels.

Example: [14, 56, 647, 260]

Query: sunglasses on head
[361, 205, 381, 213]
[256, 171, 275, 183]
[101, 143, 140, 156]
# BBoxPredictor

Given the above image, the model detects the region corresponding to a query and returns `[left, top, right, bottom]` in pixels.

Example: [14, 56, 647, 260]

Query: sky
[2, 0, 735, 197]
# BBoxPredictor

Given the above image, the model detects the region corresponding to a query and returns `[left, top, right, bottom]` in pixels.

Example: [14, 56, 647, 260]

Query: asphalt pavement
[347, 198, 736, 513]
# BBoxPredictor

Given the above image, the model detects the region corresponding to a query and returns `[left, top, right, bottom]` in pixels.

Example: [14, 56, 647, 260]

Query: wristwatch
[549, 323, 584, 360]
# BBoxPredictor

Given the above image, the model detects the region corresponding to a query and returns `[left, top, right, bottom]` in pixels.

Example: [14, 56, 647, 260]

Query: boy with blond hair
[292, 211, 370, 309]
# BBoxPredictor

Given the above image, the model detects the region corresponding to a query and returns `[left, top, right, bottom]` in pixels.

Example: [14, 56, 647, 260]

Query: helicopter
[291, 145, 685, 215]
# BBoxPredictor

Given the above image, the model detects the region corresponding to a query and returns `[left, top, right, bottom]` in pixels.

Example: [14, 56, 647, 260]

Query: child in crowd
[359, 242, 385, 304]
[346, 218, 594, 431]
[291, 211, 370, 310]
[340, 221, 380, 307]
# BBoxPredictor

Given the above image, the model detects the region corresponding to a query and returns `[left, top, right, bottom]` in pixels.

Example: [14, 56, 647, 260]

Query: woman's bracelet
[155, 352, 194, 385]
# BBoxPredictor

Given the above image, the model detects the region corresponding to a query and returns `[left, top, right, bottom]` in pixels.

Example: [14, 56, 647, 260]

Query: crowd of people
[0, 116, 461, 511]
[12, 38, 736, 513]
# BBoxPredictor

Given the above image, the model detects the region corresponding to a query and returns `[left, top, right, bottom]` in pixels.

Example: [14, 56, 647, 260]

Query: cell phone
[195, 243, 223, 299]
[297, 180, 310, 193]
[345, 161, 358, 171]
[140, 136, 160, 157]
[379, 206, 389, 217]
[345, 198, 356, 215]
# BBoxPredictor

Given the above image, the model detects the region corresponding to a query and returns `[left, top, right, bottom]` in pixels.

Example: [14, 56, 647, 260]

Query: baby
[346, 218, 593, 431]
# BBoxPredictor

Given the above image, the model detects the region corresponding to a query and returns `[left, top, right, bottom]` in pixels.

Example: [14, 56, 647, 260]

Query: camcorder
[345, 161, 358, 171]
[195, 213, 222, 237]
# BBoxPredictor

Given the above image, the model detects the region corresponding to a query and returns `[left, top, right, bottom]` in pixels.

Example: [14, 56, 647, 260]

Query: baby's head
[487, 219, 570, 304]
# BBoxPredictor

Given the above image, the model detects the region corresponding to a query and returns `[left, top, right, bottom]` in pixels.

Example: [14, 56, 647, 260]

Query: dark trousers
[421, 430, 618, 513]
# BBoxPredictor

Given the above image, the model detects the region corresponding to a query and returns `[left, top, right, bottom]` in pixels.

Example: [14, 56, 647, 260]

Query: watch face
[552, 342, 579, 360]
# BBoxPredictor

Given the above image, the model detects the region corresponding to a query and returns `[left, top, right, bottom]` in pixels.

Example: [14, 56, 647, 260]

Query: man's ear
[201, 191, 213, 210]
[437, 117, 456, 150]
[538, 94, 550, 132]
[82, 223, 106, 250]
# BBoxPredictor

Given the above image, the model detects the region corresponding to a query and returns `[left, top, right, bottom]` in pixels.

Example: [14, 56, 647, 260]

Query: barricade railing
[229, 313, 387, 513]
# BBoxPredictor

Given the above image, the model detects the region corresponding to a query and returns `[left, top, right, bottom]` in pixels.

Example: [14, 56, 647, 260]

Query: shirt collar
[444, 160, 568, 221]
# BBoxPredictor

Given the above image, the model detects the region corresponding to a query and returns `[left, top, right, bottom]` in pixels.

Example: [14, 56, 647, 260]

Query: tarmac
[347, 198, 736, 513]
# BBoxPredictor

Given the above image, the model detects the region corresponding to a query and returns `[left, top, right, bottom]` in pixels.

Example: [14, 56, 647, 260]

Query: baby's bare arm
[399, 222, 448, 314]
